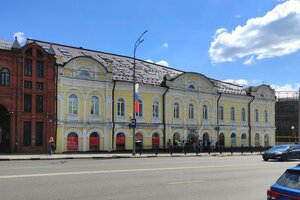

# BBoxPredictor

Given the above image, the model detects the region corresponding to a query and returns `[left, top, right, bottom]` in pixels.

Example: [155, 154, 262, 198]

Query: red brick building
[0, 38, 56, 153]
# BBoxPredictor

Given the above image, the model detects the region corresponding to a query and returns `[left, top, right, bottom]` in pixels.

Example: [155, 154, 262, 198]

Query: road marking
[0, 163, 261, 179]
[13, 166, 52, 169]
[168, 180, 204, 185]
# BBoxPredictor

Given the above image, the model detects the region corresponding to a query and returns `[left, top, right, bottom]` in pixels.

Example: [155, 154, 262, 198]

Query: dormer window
[188, 84, 195, 90]
[59, 48, 71, 56]
[79, 70, 90, 78]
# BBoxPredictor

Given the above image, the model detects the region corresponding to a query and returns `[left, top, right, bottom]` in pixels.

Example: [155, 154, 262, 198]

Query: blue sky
[1, 0, 299, 93]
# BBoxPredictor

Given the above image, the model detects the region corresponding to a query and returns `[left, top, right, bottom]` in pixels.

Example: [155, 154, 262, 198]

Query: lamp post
[132, 30, 148, 156]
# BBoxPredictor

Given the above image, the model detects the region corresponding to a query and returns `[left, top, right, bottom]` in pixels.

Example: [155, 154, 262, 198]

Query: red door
[116, 133, 125, 150]
[67, 132, 78, 151]
[89, 132, 99, 151]
[152, 133, 159, 148]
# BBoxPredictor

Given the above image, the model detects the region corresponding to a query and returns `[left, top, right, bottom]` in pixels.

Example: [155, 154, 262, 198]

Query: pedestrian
[48, 136, 55, 155]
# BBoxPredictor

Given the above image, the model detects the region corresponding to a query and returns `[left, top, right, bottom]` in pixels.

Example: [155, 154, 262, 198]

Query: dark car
[262, 144, 300, 161]
[267, 164, 300, 199]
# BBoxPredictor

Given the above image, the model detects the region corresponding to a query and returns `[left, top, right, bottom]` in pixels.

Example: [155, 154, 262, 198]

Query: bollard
[170, 145, 173, 156]
[196, 145, 199, 156]
[220, 145, 222, 154]
[250, 145, 253, 154]
[230, 145, 233, 155]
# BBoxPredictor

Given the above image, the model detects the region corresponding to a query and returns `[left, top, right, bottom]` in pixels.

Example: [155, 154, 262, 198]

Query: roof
[27, 38, 246, 95]
[0, 39, 12, 50]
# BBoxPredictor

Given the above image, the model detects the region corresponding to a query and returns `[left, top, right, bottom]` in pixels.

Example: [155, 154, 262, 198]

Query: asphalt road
[0, 155, 299, 200]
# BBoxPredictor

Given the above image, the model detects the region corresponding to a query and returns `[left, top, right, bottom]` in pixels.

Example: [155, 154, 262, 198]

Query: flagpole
[132, 30, 147, 156]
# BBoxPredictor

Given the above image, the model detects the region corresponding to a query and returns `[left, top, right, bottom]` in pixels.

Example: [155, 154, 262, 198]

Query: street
[0, 155, 299, 200]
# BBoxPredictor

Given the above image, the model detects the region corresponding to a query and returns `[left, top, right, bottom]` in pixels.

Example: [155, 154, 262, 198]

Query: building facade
[28, 39, 276, 153]
[0, 38, 56, 153]
[275, 91, 300, 144]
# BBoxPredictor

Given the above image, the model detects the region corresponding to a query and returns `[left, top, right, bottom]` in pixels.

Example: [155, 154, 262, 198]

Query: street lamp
[132, 30, 148, 156]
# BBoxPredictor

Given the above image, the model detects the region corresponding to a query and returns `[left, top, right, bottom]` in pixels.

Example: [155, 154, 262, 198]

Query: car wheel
[263, 157, 268, 161]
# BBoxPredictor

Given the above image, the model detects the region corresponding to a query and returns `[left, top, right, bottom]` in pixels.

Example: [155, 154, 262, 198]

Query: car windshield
[270, 145, 290, 151]
[277, 169, 300, 190]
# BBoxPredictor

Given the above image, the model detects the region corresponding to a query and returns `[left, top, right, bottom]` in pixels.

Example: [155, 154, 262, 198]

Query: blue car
[262, 145, 300, 161]
[267, 165, 300, 199]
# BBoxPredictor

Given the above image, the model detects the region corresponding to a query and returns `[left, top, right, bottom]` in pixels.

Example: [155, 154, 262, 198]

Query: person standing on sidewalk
[48, 137, 55, 155]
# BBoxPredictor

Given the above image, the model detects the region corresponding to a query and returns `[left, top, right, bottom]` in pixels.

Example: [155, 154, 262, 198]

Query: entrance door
[0, 105, 10, 153]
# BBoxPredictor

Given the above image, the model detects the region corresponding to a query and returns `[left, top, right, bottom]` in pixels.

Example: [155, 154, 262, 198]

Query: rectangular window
[36, 82, 44, 90]
[24, 94, 32, 112]
[24, 59, 32, 76]
[23, 122, 31, 146]
[24, 81, 32, 89]
[36, 60, 44, 77]
[36, 95, 43, 113]
[35, 122, 43, 146]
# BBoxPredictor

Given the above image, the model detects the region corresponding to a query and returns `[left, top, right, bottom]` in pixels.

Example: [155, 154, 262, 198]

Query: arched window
[79, 70, 90, 78]
[241, 133, 247, 147]
[152, 101, 159, 118]
[188, 84, 195, 90]
[188, 104, 194, 119]
[136, 99, 143, 117]
[255, 109, 259, 122]
[90, 96, 99, 115]
[230, 107, 235, 121]
[219, 106, 224, 120]
[0, 68, 10, 86]
[173, 132, 180, 145]
[242, 108, 246, 122]
[231, 133, 236, 147]
[174, 103, 180, 119]
[117, 98, 125, 117]
[68, 94, 78, 114]
[203, 105, 208, 120]
[264, 110, 268, 123]
[264, 134, 270, 147]
[255, 133, 260, 147]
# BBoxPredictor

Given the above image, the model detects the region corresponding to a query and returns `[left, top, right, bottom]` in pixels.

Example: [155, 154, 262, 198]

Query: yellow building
[28, 39, 276, 153]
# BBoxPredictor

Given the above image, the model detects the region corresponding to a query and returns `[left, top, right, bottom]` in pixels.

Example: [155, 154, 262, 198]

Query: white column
[83, 96, 87, 122]
[83, 128, 87, 151]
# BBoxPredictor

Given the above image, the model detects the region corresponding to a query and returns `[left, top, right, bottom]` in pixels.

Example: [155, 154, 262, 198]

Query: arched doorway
[0, 105, 10, 153]
[116, 133, 125, 150]
[152, 133, 160, 149]
[218, 133, 225, 147]
[187, 131, 199, 144]
[231, 133, 236, 147]
[89, 132, 99, 151]
[264, 134, 270, 147]
[135, 133, 143, 149]
[67, 132, 78, 151]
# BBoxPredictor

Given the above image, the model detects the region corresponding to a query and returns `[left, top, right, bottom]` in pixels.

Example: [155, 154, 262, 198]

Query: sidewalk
[0, 152, 261, 161]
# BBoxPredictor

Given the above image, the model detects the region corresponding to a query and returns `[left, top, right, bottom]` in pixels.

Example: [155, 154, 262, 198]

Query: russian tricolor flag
[135, 83, 139, 113]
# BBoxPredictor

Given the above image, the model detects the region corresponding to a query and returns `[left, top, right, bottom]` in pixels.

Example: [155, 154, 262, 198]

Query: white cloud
[163, 42, 168, 48]
[13, 32, 26, 44]
[156, 60, 170, 67]
[235, 15, 241, 18]
[145, 59, 153, 63]
[271, 83, 300, 98]
[209, 0, 300, 63]
[243, 56, 255, 65]
[223, 79, 249, 86]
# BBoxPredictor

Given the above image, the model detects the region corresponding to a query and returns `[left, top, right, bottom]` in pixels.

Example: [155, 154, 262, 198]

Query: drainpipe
[216, 92, 221, 140]
[54, 63, 59, 146]
[111, 80, 116, 149]
[248, 94, 255, 146]
[163, 86, 169, 150]
[15, 56, 19, 153]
